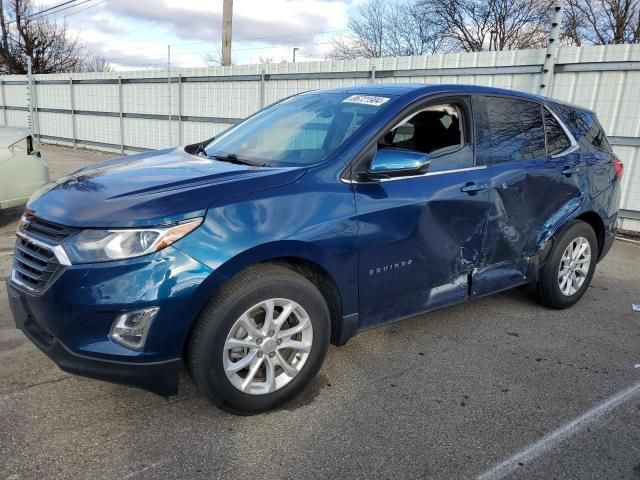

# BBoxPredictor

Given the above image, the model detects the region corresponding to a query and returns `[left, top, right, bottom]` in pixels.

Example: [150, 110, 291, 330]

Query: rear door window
[473, 96, 546, 165]
[543, 109, 572, 156]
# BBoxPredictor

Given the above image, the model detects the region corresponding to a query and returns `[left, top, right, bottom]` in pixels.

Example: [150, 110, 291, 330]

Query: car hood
[27, 147, 306, 228]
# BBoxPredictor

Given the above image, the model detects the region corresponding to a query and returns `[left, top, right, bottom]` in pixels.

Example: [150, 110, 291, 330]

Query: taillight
[613, 158, 624, 180]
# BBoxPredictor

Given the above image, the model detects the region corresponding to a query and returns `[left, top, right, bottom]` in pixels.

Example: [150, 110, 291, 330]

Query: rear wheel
[535, 220, 598, 309]
[188, 264, 330, 414]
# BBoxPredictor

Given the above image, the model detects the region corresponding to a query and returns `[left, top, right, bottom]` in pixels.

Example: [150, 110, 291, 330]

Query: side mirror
[366, 148, 431, 179]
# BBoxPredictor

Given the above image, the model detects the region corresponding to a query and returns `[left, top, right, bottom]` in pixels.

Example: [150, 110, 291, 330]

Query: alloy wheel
[558, 236, 591, 296]
[223, 298, 313, 395]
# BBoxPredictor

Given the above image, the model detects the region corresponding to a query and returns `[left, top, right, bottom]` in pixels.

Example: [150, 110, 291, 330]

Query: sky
[34, 0, 364, 70]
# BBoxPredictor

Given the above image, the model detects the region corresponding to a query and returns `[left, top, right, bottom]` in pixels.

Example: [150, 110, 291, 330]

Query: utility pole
[222, 0, 233, 66]
[292, 47, 299, 63]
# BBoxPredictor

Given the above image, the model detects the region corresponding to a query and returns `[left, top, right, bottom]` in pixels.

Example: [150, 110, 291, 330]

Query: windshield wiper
[211, 153, 256, 166]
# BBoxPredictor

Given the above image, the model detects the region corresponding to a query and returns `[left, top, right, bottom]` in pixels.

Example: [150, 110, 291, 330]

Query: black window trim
[471, 94, 580, 166]
[341, 92, 581, 184]
[342, 94, 481, 183]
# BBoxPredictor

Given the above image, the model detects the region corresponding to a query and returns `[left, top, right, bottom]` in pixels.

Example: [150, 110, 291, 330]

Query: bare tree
[562, 1, 586, 46]
[82, 56, 113, 73]
[387, 2, 446, 55]
[0, 0, 87, 74]
[417, 0, 554, 52]
[329, 0, 386, 59]
[203, 41, 235, 66]
[329, 0, 442, 59]
[565, 0, 640, 44]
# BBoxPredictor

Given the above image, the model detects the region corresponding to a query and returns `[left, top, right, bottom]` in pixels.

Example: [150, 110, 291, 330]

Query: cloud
[80, 30, 172, 68]
[40, 0, 353, 69]
[101, 0, 349, 44]
[86, 13, 132, 35]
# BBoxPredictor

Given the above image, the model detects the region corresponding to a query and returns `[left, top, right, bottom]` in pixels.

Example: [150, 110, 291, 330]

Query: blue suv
[7, 84, 622, 413]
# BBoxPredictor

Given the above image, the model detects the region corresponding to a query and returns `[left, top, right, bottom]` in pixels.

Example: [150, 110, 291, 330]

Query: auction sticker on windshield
[343, 95, 390, 106]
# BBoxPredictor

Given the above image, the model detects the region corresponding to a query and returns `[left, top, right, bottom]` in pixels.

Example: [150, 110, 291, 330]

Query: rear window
[473, 96, 546, 165]
[551, 104, 612, 153]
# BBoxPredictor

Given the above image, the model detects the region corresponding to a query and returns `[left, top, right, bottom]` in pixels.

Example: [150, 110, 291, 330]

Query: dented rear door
[470, 95, 583, 297]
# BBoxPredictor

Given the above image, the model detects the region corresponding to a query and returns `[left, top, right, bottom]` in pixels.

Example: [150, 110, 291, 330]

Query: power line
[171, 41, 333, 56]
[30, 0, 100, 19]
[25, 0, 81, 19]
[104, 37, 331, 59]
[5, 0, 83, 24]
[104, 38, 334, 64]
[63, 0, 107, 17]
[170, 28, 349, 48]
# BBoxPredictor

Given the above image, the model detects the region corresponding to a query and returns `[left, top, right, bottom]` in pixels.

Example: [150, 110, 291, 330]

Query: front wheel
[534, 220, 598, 309]
[188, 264, 330, 414]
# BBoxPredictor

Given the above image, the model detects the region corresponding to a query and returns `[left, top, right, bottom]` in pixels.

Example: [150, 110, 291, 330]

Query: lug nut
[257, 351, 263, 358]
[256, 338, 263, 345]
[276, 338, 282, 345]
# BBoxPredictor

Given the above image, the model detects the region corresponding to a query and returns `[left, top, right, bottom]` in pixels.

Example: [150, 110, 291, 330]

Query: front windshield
[205, 93, 391, 167]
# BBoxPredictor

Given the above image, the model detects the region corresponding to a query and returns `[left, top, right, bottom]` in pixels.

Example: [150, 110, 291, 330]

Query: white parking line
[476, 381, 640, 480]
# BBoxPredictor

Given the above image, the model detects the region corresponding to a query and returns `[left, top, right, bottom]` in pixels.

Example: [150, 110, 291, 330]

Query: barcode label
[343, 95, 390, 107]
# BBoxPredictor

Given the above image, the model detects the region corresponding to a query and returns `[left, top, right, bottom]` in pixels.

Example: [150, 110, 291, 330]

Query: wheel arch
[183, 241, 357, 358]
[266, 257, 345, 345]
[538, 208, 607, 265]
[574, 211, 605, 260]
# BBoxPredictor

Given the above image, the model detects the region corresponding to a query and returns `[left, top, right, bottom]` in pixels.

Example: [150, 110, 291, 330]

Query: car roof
[309, 83, 591, 112]
[0, 126, 32, 147]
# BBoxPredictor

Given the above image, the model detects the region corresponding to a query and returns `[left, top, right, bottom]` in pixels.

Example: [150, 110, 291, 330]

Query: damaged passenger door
[470, 95, 583, 297]
[353, 96, 495, 329]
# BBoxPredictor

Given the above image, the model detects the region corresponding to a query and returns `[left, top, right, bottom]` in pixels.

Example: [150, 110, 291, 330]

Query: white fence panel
[0, 44, 639, 230]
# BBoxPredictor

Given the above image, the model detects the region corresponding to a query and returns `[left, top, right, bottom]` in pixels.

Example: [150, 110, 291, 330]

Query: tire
[534, 220, 598, 309]
[188, 264, 330, 414]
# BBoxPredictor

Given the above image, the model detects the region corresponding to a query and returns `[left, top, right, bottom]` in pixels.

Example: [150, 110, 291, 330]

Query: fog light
[110, 307, 159, 350]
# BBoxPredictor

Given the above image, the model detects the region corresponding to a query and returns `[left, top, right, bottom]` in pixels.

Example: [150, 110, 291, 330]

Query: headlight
[63, 217, 203, 264]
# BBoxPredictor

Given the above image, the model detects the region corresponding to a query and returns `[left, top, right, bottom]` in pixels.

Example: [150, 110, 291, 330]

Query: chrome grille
[11, 215, 76, 294]
[12, 236, 59, 292]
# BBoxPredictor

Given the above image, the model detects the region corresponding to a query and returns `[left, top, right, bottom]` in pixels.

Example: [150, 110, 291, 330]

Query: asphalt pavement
[1, 144, 639, 480]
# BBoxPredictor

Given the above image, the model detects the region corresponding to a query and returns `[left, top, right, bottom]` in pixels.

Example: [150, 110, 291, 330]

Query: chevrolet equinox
[7, 84, 622, 414]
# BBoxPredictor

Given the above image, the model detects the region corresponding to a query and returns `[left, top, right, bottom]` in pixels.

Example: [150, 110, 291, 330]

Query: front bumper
[8, 278, 182, 395]
[6, 246, 226, 396]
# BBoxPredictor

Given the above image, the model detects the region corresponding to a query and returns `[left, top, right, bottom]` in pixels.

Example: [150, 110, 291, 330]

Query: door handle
[461, 182, 489, 194]
[561, 165, 581, 176]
